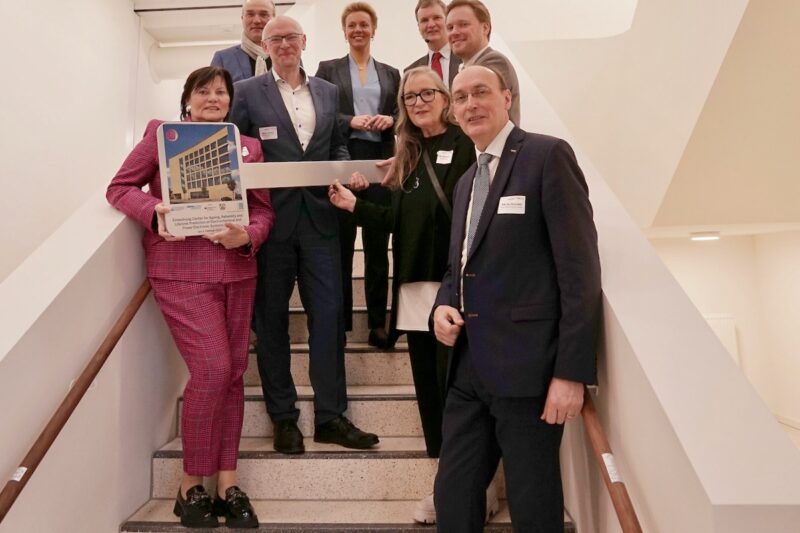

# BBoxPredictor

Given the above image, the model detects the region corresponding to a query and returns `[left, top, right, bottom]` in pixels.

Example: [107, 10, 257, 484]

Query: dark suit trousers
[340, 138, 390, 331]
[253, 205, 347, 425]
[434, 338, 565, 533]
[406, 330, 448, 457]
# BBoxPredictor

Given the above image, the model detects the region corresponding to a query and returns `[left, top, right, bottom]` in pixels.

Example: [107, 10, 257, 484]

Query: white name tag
[259, 126, 278, 141]
[436, 150, 453, 164]
[241, 146, 250, 157]
[497, 195, 525, 214]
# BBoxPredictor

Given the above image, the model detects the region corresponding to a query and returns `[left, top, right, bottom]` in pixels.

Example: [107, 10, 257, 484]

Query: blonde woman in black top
[329, 66, 475, 522]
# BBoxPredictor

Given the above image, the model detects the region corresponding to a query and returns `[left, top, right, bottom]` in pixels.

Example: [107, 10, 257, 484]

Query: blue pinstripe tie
[467, 153, 493, 253]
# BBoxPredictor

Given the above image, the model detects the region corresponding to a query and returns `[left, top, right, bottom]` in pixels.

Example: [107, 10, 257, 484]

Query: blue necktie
[467, 153, 493, 253]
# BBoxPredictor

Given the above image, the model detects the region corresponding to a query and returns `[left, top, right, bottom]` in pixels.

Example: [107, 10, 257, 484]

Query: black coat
[353, 124, 475, 333]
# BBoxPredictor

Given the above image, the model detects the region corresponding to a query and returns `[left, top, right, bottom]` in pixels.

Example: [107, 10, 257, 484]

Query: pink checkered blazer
[107, 119, 274, 283]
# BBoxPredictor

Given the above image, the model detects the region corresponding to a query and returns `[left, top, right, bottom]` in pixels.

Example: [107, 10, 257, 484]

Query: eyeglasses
[401, 88, 444, 106]
[264, 33, 302, 46]
[452, 86, 494, 106]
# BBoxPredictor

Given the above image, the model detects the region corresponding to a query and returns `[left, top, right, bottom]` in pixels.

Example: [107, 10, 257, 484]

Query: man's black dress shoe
[314, 415, 379, 449]
[173, 485, 219, 528]
[368, 327, 395, 350]
[273, 419, 305, 454]
[213, 486, 259, 528]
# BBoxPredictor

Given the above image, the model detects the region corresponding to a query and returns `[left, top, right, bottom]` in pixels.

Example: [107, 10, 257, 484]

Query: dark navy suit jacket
[230, 72, 349, 241]
[434, 127, 601, 397]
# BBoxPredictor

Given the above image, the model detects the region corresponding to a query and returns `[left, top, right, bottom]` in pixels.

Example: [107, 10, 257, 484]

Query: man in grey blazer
[405, 0, 461, 89]
[210, 0, 274, 82]
[445, 0, 520, 125]
[230, 16, 379, 455]
[432, 65, 601, 531]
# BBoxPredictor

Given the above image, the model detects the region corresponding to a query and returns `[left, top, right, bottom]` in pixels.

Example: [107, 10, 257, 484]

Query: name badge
[241, 146, 250, 157]
[497, 195, 525, 215]
[436, 150, 453, 164]
[259, 126, 278, 141]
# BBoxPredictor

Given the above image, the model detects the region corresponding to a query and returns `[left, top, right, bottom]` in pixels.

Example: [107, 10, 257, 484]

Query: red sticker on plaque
[166, 129, 178, 142]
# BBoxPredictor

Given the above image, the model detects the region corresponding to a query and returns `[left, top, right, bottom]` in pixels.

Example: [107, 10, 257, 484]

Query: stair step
[291, 276, 394, 308]
[244, 344, 413, 387]
[178, 385, 423, 438]
[288, 308, 392, 343]
[122, 498, 564, 533]
[152, 437, 447, 500]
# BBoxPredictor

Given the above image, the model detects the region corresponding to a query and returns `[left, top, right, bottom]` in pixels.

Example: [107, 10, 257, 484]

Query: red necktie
[431, 51, 444, 80]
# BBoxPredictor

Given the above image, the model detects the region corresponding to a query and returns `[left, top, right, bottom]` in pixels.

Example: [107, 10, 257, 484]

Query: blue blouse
[348, 55, 381, 143]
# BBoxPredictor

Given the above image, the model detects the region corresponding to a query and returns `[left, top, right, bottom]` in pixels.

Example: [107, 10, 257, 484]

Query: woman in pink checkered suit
[107, 66, 274, 529]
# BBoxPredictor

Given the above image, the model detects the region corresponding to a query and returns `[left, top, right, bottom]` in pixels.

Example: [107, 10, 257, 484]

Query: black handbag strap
[422, 149, 452, 220]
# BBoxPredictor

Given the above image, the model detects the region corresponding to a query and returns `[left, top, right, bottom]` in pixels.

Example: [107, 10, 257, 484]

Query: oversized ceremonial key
[241, 160, 388, 189]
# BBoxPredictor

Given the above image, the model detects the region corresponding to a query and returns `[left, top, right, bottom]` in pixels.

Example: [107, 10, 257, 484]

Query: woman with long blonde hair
[329, 66, 477, 522]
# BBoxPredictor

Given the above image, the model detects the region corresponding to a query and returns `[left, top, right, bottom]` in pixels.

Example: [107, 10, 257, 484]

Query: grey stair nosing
[120, 522, 537, 532]
[154, 450, 430, 460]
[253, 345, 410, 354]
[241, 393, 416, 401]
[289, 306, 391, 313]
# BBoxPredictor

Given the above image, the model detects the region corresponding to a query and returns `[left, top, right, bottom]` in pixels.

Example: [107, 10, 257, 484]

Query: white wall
[0, 195, 186, 532]
[0, 1, 194, 529]
[649, 236, 774, 408]
[754, 231, 800, 426]
[0, 0, 144, 282]
[650, 232, 800, 427]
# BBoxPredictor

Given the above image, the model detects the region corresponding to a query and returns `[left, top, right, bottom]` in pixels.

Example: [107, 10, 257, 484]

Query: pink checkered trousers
[107, 119, 274, 475]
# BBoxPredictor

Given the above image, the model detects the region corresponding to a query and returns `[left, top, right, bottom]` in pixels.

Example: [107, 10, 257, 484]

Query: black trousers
[340, 138, 390, 331]
[406, 330, 449, 457]
[434, 338, 565, 532]
[254, 207, 347, 425]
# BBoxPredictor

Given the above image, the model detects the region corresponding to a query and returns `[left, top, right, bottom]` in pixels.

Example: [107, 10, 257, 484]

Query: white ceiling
[653, 0, 800, 229]
[135, 0, 295, 44]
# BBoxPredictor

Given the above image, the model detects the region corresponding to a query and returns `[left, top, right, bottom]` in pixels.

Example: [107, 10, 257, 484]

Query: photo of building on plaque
[162, 123, 242, 203]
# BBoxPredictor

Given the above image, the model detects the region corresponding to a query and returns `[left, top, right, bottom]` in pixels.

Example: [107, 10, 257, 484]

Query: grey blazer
[230, 72, 350, 241]
[210, 45, 272, 83]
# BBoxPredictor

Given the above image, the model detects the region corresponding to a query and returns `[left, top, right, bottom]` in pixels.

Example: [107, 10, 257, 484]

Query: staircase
[119, 233, 575, 531]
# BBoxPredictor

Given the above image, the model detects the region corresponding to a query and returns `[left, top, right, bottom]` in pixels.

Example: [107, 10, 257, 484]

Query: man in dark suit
[405, 0, 461, 89]
[211, 0, 274, 82]
[230, 15, 379, 454]
[431, 65, 601, 532]
[445, 0, 520, 126]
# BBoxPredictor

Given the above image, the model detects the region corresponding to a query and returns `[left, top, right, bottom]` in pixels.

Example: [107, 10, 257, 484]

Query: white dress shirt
[272, 68, 316, 152]
[428, 44, 453, 88]
[459, 120, 515, 309]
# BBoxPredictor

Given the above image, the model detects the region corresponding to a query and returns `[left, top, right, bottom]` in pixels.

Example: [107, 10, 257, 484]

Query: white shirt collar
[475, 120, 515, 162]
[429, 43, 451, 60]
[271, 66, 309, 89]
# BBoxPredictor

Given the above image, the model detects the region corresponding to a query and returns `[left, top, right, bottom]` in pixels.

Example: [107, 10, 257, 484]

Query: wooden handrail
[581, 386, 643, 533]
[0, 279, 152, 523]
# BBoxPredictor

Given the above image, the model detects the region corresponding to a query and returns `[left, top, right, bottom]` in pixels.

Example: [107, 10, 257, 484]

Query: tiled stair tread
[285, 342, 410, 353]
[157, 436, 428, 458]
[242, 385, 417, 400]
[122, 499, 575, 532]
